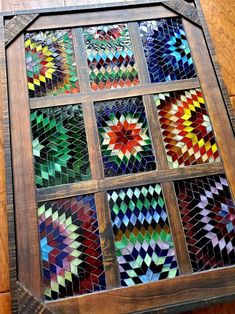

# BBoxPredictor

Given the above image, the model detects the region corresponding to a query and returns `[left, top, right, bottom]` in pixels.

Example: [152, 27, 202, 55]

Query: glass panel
[83, 23, 139, 90]
[174, 174, 235, 272]
[108, 184, 179, 286]
[25, 29, 79, 98]
[95, 96, 156, 177]
[153, 89, 220, 168]
[31, 105, 91, 188]
[38, 194, 106, 300]
[139, 18, 197, 82]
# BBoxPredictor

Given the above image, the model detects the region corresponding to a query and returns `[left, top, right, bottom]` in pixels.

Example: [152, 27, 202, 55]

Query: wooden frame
[2, 1, 235, 313]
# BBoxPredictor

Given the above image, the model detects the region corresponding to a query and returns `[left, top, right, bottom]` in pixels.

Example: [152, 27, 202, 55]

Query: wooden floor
[0, 0, 234, 313]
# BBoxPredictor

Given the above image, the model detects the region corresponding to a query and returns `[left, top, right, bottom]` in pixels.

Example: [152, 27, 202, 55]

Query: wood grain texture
[192, 301, 235, 314]
[6, 35, 41, 298]
[230, 96, 235, 113]
[200, 0, 235, 96]
[0, 292, 11, 314]
[0, 17, 10, 294]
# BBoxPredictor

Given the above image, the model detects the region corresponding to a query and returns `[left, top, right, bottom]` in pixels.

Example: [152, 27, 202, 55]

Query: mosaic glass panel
[154, 89, 220, 168]
[108, 184, 179, 286]
[175, 175, 235, 272]
[139, 18, 197, 82]
[83, 23, 139, 90]
[38, 194, 106, 300]
[95, 97, 156, 177]
[31, 105, 91, 188]
[25, 29, 79, 98]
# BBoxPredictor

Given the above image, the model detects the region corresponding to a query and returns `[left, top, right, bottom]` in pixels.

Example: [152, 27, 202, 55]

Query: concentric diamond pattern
[38, 194, 106, 300]
[95, 97, 156, 177]
[83, 24, 139, 90]
[139, 18, 197, 82]
[25, 29, 79, 98]
[175, 175, 235, 272]
[108, 184, 179, 286]
[31, 105, 91, 188]
[154, 89, 220, 168]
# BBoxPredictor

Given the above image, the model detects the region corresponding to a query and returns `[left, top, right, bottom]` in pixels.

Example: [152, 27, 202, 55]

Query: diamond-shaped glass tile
[25, 29, 79, 98]
[175, 175, 235, 272]
[95, 96, 156, 177]
[38, 194, 106, 300]
[31, 105, 91, 188]
[154, 89, 220, 168]
[108, 184, 179, 286]
[139, 18, 197, 82]
[83, 23, 139, 90]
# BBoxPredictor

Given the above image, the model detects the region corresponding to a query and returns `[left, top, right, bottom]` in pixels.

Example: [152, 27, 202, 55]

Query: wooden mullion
[37, 162, 224, 203]
[183, 19, 235, 200]
[72, 28, 91, 94]
[30, 78, 200, 109]
[6, 34, 41, 298]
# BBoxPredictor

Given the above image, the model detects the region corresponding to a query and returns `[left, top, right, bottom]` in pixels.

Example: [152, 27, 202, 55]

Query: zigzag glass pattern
[154, 89, 220, 168]
[108, 184, 179, 286]
[83, 24, 139, 90]
[174, 175, 235, 272]
[25, 29, 79, 98]
[31, 105, 91, 188]
[139, 18, 197, 82]
[95, 97, 156, 177]
[38, 194, 106, 300]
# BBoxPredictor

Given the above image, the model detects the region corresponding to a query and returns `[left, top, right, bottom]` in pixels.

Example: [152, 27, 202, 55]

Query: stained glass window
[31, 105, 91, 188]
[108, 184, 179, 286]
[25, 29, 79, 98]
[83, 24, 139, 90]
[139, 18, 197, 83]
[153, 89, 220, 168]
[95, 96, 156, 177]
[174, 175, 235, 272]
[38, 194, 106, 300]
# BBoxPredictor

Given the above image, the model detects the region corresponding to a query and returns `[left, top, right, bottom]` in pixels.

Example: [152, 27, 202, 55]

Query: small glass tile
[154, 89, 220, 168]
[175, 174, 235, 272]
[95, 96, 156, 177]
[139, 18, 197, 83]
[83, 23, 139, 90]
[31, 105, 91, 188]
[108, 184, 179, 286]
[25, 29, 79, 98]
[38, 194, 106, 300]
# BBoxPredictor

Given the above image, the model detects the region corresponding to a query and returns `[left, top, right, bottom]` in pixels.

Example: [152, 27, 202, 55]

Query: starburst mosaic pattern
[154, 89, 220, 168]
[108, 184, 179, 286]
[31, 105, 91, 188]
[25, 29, 79, 98]
[38, 194, 106, 300]
[175, 175, 235, 272]
[95, 97, 156, 177]
[139, 18, 197, 82]
[83, 23, 139, 90]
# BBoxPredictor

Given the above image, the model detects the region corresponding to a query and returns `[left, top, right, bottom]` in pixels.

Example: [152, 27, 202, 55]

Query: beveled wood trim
[17, 282, 52, 314]
[47, 266, 235, 314]
[183, 19, 235, 201]
[94, 192, 121, 289]
[162, 182, 192, 274]
[27, 6, 176, 31]
[6, 34, 41, 299]
[5, 14, 39, 46]
[37, 162, 224, 202]
[30, 79, 201, 109]
[163, 0, 201, 25]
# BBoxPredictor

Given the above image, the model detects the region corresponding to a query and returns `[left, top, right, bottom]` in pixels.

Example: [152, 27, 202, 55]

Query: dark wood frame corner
[1, 1, 235, 313]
